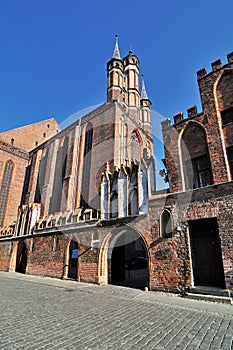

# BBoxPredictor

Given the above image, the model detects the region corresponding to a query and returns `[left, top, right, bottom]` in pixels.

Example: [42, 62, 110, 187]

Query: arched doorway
[16, 241, 27, 274]
[68, 240, 79, 279]
[110, 228, 149, 289]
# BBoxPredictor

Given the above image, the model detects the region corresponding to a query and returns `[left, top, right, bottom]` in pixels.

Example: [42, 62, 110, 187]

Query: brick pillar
[66, 124, 81, 211]
[43, 139, 60, 215]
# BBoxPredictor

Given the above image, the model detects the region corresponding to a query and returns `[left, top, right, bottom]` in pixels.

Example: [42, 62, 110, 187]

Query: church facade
[0, 38, 232, 297]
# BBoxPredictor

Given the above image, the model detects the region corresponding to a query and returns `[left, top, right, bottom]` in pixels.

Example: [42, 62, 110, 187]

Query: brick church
[0, 37, 232, 298]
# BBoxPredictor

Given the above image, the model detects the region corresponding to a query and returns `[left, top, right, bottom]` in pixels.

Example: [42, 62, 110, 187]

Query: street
[0, 272, 232, 350]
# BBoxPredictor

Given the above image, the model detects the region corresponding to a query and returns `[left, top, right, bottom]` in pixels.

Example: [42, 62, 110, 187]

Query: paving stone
[0, 272, 232, 350]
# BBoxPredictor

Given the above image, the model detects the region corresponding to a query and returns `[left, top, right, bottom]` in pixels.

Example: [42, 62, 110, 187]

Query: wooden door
[189, 218, 225, 288]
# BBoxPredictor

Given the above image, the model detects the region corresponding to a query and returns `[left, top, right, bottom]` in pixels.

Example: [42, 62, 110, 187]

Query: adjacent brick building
[0, 38, 232, 298]
[0, 118, 59, 228]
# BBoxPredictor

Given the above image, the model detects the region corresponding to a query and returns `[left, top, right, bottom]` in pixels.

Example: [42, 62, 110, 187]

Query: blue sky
[0, 0, 233, 188]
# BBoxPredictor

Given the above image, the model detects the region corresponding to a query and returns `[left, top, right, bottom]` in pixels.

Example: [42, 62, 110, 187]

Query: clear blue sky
[0, 0, 233, 187]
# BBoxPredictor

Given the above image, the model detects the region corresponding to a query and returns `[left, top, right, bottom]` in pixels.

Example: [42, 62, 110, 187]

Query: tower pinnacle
[112, 35, 121, 60]
[141, 75, 149, 100]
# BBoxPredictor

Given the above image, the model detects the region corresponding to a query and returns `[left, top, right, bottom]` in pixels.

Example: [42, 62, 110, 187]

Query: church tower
[107, 36, 152, 129]
[107, 35, 124, 103]
[123, 49, 141, 119]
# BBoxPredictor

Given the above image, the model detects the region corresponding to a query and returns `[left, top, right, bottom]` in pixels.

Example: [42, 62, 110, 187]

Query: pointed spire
[129, 44, 133, 56]
[141, 75, 149, 100]
[112, 35, 121, 60]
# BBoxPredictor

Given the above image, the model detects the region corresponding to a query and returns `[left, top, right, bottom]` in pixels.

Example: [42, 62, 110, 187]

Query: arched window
[161, 210, 173, 238]
[81, 123, 93, 209]
[101, 174, 109, 220]
[0, 160, 14, 227]
[110, 170, 118, 218]
[131, 129, 142, 162]
[181, 123, 212, 189]
[216, 69, 233, 124]
[128, 163, 138, 215]
[35, 149, 48, 204]
[138, 163, 148, 214]
[118, 167, 128, 217]
[49, 137, 69, 214]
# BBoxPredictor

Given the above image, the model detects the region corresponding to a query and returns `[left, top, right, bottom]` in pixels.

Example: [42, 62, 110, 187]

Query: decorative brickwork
[0, 43, 232, 297]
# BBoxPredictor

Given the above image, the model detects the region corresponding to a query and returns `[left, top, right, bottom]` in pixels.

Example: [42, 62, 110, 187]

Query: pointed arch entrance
[101, 227, 149, 289]
[15, 241, 28, 274]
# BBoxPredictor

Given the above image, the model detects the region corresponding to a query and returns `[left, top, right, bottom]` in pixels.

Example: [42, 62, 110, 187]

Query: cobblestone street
[0, 272, 232, 350]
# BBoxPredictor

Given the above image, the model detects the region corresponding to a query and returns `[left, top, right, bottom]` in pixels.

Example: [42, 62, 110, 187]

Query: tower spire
[112, 35, 121, 60]
[141, 75, 149, 100]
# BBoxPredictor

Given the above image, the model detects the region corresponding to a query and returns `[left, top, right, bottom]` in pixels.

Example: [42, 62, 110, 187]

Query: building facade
[0, 39, 232, 297]
[0, 118, 59, 229]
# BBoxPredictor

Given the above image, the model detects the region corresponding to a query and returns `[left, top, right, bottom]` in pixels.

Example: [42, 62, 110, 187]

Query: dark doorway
[111, 230, 149, 289]
[16, 241, 27, 274]
[68, 240, 78, 279]
[189, 218, 225, 288]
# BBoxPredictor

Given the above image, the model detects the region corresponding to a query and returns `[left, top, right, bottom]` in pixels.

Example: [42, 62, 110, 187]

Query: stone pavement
[0, 272, 232, 350]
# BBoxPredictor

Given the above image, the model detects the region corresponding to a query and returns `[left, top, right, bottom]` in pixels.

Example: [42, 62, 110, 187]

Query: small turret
[140, 75, 151, 132]
[123, 48, 140, 111]
[107, 35, 124, 103]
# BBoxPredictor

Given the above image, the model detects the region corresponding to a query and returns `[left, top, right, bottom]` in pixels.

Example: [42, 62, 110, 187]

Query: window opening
[221, 106, 233, 125]
[161, 210, 172, 238]
[0, 160, 14, 227]
[186, 155, 212, 189]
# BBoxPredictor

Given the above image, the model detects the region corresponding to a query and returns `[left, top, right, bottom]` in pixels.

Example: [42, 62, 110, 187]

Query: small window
[186, 155, 212, 189]
[53, 236, 59, 251]
[43, 133, 46, 138]
[161, 210, 173, 238]
[227, 147, 233, 178]
[221, 107, 233, 125]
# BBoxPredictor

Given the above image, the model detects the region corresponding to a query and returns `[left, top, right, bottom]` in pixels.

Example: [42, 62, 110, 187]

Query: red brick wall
[0, 240, 12, 271]
[0, 182, 232, 293]
[0, 148, 28, 227]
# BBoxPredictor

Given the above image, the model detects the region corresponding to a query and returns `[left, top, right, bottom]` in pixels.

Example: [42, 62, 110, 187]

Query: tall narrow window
[35, 149, 48, 203]
[161, 210, 173, 238]
[0, 160, 14, 227]
[81, 123, 93, 209]
[128, 163, 138, 215]
[49, 137, 69, 214]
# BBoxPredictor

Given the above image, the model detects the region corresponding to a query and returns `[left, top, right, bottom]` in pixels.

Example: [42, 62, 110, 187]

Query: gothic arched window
[81, 123, 93, 209]
[181, 123, 212, 190]
[0, 160, 14, 227]
[161, 210, 173, 238]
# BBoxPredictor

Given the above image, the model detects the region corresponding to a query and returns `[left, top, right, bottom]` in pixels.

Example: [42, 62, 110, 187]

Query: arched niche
[160, 209, 173, 238]
[180, 122, 212, 189]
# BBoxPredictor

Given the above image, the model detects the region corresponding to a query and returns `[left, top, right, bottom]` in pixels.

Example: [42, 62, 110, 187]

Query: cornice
[0, 141, 29, 160]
